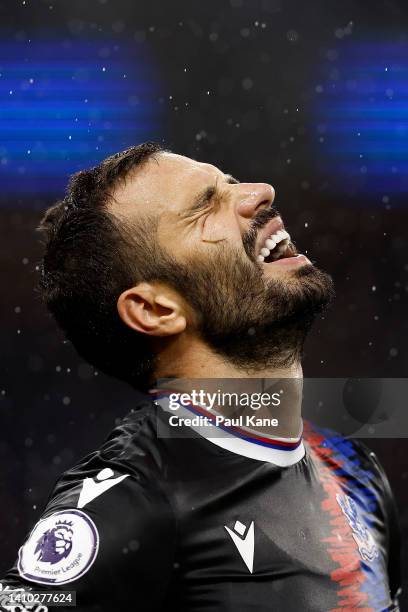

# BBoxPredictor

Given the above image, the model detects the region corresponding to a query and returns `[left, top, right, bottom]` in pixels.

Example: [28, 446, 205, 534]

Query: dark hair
[39, 142, 163, 390]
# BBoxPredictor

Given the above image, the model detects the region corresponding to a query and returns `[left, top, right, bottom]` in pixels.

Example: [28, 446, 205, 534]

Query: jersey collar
[151, 391, 305, 467]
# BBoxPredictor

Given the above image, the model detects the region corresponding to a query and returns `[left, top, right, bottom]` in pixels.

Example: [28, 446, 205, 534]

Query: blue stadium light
[314, 42, 408, 199]
[0, 39, 161, 201]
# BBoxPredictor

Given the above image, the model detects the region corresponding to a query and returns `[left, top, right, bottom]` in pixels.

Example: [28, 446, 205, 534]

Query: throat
[153, 366, 304, 441]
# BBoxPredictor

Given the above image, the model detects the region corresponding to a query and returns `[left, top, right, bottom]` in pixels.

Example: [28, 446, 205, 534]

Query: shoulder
[304, 422, 391, 501]
[52, 398, 165, 499]
[3, 399, 176, 602]
[304, 422, 399, 532]
[36, 394, 174, 532]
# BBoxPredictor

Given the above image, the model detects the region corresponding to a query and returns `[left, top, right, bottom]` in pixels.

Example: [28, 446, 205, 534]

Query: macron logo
[77, 468, 129, 509]
[224, 520, 255, 573]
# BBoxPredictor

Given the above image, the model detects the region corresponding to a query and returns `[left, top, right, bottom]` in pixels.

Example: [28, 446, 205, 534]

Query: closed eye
[185, 175, 239, 217]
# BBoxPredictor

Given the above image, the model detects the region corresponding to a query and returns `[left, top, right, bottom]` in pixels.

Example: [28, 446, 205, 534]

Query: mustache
[242, 206, 280, 260]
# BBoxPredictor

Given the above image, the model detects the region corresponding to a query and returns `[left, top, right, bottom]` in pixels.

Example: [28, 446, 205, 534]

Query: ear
[117, 282, 187, 337]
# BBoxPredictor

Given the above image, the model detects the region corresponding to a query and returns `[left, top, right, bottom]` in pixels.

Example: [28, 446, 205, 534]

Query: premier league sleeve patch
[17, 509, 99, 585]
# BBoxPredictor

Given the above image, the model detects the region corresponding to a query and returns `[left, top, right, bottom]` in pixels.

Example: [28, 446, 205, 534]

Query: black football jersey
[1, 392, 401, 611]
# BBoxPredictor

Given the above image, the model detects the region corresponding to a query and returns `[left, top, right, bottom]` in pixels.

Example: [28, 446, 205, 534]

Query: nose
[235, 183, 275, 219]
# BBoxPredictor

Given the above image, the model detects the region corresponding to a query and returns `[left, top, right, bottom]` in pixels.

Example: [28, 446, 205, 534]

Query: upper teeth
[257, 229, 290, 262]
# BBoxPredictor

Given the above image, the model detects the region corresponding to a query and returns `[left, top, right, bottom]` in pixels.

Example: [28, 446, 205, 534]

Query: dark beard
[154, 242, 334, 372]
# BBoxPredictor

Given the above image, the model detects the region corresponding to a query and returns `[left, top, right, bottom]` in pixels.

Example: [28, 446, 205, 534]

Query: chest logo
[336, 493, 379, 562]
[224, 520, 255, 573]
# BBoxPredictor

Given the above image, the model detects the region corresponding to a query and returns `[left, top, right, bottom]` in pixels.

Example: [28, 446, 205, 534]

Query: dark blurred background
[0, 0, 407, 605]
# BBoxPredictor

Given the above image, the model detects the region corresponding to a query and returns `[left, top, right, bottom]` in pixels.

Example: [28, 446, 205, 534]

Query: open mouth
[256, 229, 297, 264]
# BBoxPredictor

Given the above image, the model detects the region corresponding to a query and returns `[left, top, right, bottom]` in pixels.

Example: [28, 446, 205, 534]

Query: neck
[153, 334, 303, 439]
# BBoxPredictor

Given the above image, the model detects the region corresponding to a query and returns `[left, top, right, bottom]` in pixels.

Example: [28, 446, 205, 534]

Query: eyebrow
[185, 174, 239, 215]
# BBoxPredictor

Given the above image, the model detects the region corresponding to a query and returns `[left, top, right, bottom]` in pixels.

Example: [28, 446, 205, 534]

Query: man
[1, 144, 401, 611]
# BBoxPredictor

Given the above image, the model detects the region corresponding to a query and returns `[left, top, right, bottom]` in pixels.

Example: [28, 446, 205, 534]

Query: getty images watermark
[0, 584, 75, 611]
[0, 583, 48, 612]
[154, 378, 408, 438]
[165, 388, 282, 428]
[166, 389, 282, 411]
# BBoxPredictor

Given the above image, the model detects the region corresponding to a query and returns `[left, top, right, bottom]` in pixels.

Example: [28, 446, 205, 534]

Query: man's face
[115, 152, 309, 275]
[113, 152, 333, 368]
